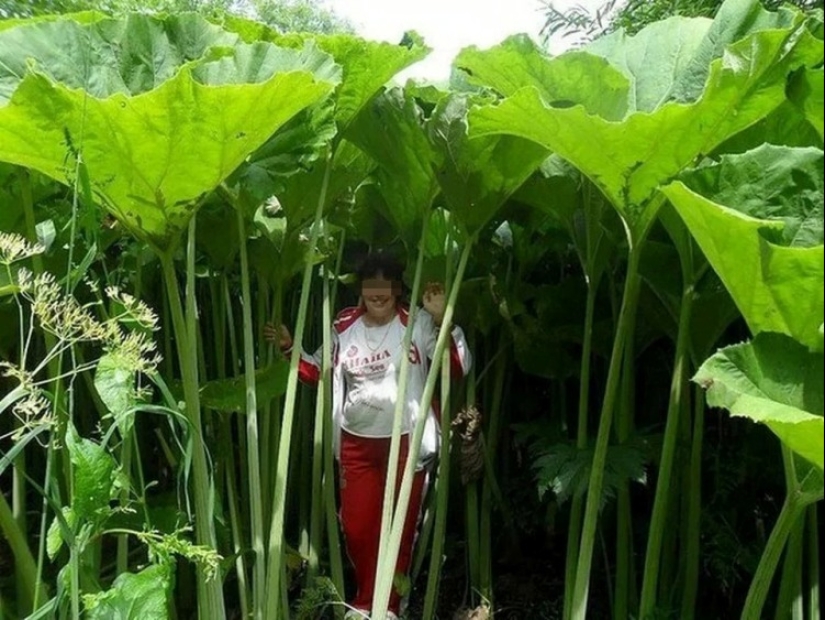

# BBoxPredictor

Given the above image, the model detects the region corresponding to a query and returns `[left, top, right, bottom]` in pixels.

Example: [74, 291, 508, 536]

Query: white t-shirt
[340, 316, 411, 437]
[294, 305, 472, 465]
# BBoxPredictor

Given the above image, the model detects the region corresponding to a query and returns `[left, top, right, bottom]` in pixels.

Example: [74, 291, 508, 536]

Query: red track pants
[339, 430, 427, 615]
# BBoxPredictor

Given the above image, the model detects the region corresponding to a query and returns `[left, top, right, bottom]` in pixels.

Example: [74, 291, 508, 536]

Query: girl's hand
[422, 282, 446, 326]
[264, 323, 293, 350]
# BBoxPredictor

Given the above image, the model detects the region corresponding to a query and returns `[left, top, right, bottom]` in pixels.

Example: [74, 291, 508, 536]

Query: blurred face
[361, 275, 400, 323]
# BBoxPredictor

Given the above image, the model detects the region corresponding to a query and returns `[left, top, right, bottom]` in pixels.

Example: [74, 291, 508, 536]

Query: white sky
[329, 0, 608, 82]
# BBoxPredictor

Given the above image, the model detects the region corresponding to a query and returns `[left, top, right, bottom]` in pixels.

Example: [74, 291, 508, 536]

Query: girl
[266, 251, 472, 618]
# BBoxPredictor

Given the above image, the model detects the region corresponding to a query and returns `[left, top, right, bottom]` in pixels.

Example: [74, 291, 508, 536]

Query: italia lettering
[344, 349, 391, 370]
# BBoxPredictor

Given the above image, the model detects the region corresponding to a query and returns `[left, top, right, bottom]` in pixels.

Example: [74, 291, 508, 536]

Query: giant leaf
[455, 35, 629, 121]
[664, 145, 824, 350]
[694, 332, 823, 470]
[85, 563, 171, 620]
[222, 17, 430, 132]
[348, 88, 442, 247]
[677, 144, 823, 246]
[788, 67, 825, 141]
[0, 14, 238, 102]
[276, 138, 375, 226]
[667, 0, 800, 102]
[429, 94, 549, 235]
[586, 16, 712, 112]
[467, 6, 822, 239]
[0, 14, 340, 252]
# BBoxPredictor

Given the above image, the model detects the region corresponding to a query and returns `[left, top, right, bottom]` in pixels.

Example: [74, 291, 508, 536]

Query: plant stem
[807, 504, 819, 620]
[374, 212, 431, 580]
[564, 276, 598, 620]
[264, 152, 333, 618]
[479, 329, 510, 609]
[465, 345, 481, 601]
[774, 516, 804, 620]
[571, 243, 643, 620]
[422, 344, 454, 620]
[680, 383, 705, 620]
[231, 203, 266, 619]
[160, 229, 225, 619]
[741, 493, 805, 620]
[640, 280, 695, 618]
[308, 266, 332, 581]
[371, 238, 474, 618]
[324, 236, 346, 613]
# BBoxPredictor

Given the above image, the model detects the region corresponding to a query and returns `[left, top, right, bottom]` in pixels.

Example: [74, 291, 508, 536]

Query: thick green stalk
[639, 282, 695, 618]
[571, 244, 644, 620]
[774, 517, 804, 620]
[479, 331, 510, 608]
[615, 486, 633, 619]
[297, 353, 315, 560]
[741, 446, 820, 620]
[775, 446, 806, 620]
[264, 153, 333, 617]
[223, 416, 250, 620]
[371, 239, 474, 619]
[308, 270, 332, 580]
[374, 214, 431, 578]
[160, 231, 225, 619]
[422, 347, 453, 619]
[806, 505, 819, 620]
[741, 494, 805, 620]
[564, 279, 599, 620]
[465, 348, 481, 600]
[615, 268, 641, 620]
[234, 206, 266, 619]
[680, 384, 705, 620]
[324, 236, 346, 610]
[261, 277, 279, 527]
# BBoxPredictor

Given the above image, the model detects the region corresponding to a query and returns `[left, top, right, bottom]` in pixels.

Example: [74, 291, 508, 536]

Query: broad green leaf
[715, 99, 823, 155]
[468, 19, 822, 238]
[229, 101, 338, 211]
[694, 332, 824, 470]
[222, 17, 430, 132]
[85, 563, 171, 620]
[678, 144, 823, 247]
[664, 146, 824, 350]
[169, 362, 290, 413]
[95, 352, 137, 435]
[348, 88, 442, 247]
[66, 426, 116, 521]
[195, 199, 240, 270]
[0, 10, 106, 34]
[201, 361, 290, 412]
[0, 14, 238, 102]
[277, 139, 375, 226]
[668, 0, 800, 102]
[788, 68, 825, 141]
[455, 35, 630, 121]
[512, 155, 621, 284]
[0, 14, 340, 252]
[586, 16, 712, 112]
[429, 94, 549, 235]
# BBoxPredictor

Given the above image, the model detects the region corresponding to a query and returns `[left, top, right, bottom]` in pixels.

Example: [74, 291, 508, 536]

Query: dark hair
[355, 250, 404, 283]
